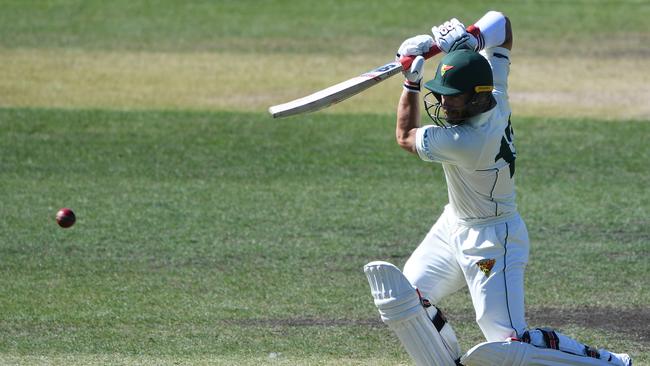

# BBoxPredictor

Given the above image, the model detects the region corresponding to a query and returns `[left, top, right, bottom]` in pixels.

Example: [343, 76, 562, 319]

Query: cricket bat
[268, 47, 441, 119]
[268, 12, 505, 119]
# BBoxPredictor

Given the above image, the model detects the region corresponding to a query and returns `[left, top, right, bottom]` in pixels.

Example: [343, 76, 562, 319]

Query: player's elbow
[396, 137, 410, 151]
[396, 132, 417, 154]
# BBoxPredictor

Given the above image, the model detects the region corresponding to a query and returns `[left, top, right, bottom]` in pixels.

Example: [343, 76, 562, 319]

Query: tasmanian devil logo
[441, 64, 454, 76]
[477, 259, 496, 277]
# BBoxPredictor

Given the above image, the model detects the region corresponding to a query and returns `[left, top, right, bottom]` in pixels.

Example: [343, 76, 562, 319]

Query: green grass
[1, 109, 648, 364]
[0, 0, 648, 364]
[1, 1, 648, 118]
[0, 0, 647, 54]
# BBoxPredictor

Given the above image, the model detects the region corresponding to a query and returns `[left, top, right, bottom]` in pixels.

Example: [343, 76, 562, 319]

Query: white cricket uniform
[404, 47, 530, 342]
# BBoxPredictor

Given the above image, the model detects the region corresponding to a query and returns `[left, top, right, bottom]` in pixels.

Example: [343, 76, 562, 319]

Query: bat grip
[398, 44, 441, 70]
[398, 22, 481, 70]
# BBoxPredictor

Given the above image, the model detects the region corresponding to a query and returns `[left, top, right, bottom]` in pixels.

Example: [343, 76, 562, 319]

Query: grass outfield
[1, 0, 649, 365]
[0, 1, 648, 119]
[1, 109, 648, 364]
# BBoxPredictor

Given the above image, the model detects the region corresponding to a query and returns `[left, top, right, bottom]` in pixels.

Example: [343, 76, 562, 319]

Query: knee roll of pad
[364, 261, 422, 324]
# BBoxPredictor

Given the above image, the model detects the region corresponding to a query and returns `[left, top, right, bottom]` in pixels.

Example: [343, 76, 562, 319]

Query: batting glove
[402, 55, 425, 92]
[431, 18, 478, 53]
[396, 35, 432, 92]
[396, 34, 434, 58]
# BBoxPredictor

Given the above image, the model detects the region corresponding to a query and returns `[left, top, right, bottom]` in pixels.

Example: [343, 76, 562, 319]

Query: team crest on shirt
[441, 64, 454, 76]
[477, 259, 496, 277]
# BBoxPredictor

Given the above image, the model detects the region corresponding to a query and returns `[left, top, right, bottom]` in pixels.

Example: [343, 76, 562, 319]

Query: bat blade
[269, 61, 403, 118]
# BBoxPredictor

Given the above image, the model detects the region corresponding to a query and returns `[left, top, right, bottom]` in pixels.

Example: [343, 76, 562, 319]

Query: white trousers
[403, 205, 530, 342]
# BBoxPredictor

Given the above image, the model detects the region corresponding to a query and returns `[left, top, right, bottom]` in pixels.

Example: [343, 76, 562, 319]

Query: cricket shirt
[415, 47, 516, 225]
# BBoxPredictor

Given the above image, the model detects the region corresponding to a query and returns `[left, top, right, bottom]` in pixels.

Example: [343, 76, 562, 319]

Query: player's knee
[402, 256, 419, 282]
[473, 303, 527, 342]
[476, 316, 520, 342]
[402, 266, 429, 299]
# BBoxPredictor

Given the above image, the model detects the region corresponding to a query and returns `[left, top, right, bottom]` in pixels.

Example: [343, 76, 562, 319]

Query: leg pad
[462, 340, 615, 366]
[364, 261, 458, 366]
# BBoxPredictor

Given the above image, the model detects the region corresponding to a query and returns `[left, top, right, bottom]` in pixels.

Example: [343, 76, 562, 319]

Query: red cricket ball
[56, 208, 76, 228]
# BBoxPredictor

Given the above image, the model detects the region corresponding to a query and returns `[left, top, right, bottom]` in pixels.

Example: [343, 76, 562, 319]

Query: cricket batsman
[363, 11, 632, 366]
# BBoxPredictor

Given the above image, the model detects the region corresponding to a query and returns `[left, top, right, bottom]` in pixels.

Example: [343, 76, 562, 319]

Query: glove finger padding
[403, 55, 425, 83]
[397, 34, 434, 57]
[432, 18, 477, 53]
[448, 34, 474, 52]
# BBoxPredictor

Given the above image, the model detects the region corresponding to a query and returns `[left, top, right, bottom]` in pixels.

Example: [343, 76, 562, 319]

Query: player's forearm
[395, 89, 420, 154]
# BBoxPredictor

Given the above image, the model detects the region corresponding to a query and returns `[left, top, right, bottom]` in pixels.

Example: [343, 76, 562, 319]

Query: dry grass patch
[1, 48, 648, 120]
[510, 55, 650, 120]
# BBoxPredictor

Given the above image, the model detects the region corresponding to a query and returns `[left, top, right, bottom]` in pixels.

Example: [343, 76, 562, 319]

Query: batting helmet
[423, 49, 496, 126]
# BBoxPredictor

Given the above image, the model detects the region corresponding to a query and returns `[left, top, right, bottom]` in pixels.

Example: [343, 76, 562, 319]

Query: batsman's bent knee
[364, 261, 461, 366]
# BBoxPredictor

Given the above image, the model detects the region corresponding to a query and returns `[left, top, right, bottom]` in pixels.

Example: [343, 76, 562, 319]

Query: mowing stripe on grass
[1, 48, 649, 119]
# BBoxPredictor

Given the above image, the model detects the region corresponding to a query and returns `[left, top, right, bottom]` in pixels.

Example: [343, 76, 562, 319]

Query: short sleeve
[415, 125, 483, 167]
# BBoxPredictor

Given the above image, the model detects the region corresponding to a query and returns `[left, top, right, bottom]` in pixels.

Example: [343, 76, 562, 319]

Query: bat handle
[398, 23, 483, 70]
[398, 44, 442, 70]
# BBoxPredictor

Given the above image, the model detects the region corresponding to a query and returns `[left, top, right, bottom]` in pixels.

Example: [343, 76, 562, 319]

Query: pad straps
[522, 328, 602, 360]
[417, 289, 447, 332]
[522, 328, 559, 350]
[540, 328, 560, 350]
[417, 289, 463, 365]
[585, 346, 601, 359]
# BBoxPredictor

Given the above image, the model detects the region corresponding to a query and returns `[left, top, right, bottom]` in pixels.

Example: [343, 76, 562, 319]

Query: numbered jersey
[415, 48, 516, 224]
